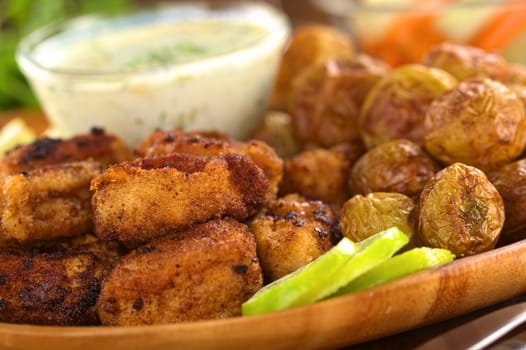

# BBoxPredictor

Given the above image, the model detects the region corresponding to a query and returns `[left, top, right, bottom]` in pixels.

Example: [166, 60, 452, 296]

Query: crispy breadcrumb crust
[91, 153, 269, 247]
[0, 129, 133, 175]
[97, 218, 263, 325]
[0, 161, 103, 245]
[135, 129, 283, 201]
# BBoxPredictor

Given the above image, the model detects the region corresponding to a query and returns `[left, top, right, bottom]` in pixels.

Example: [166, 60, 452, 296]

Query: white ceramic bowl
[17, 3, 290, 145]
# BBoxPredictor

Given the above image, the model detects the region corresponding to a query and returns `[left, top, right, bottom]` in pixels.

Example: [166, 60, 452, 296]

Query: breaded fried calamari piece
[0, 249, 104, 325]
[92, 153, 268, 247]
[0, 128, 133, 175]
[36, 234, 127, 268]
[280, 143, 363, 206]
[135, 129, 283, 200]
[0, 161, 102, 245]
[97, 218, 263, 325]
[249, 194, 338, 282]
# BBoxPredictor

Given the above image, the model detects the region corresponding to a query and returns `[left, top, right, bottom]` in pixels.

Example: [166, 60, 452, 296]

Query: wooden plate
[1, 238, 526, 350]
[1, 110, 526, 349]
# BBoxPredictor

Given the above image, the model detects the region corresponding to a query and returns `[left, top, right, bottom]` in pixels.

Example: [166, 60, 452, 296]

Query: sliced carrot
[469, 0, 526, 51]
[360, 0, 452, 66]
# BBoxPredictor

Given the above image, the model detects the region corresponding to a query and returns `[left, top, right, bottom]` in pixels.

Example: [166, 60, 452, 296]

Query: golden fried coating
[280, 143, 364, 206]
[423, 42, 512, 82]
[289, 56, 388, 147]
[250, 111, 301, 158]
[270, 24, 354, 111]
[349, 139, 438, 200]
[97, 218, 263, 325]
[135, 129, 283, 200]
[43, 234, 127, 268]
[249, 194, 338, 282]
[0, 128, 133, 175]
[0, 249, 104, 325]
[92, 153, 269, 247]
[0, 161, 102, 245]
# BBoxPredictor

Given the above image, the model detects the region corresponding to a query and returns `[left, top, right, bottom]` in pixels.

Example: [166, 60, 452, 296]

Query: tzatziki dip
[17, 4, 290, 145]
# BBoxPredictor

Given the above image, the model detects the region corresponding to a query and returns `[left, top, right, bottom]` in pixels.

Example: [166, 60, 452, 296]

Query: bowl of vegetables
[314, 0, 526, 66]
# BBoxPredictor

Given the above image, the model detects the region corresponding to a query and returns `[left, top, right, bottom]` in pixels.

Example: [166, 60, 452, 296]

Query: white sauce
[44, 20, 268, 71]
[18, 5, 290, 145]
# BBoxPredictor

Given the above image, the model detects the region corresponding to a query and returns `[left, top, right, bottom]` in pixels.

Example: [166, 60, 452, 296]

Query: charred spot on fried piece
[135, 129, 283, 201]
[91, 153, 269, 247]
[249, 194, 338, 282]
[0, 249, 104, 325]
[97, 218, 263, 325]
[0, 161, 103, 245]
[280, 142, 364, 206]
[0, 131, 133, 175]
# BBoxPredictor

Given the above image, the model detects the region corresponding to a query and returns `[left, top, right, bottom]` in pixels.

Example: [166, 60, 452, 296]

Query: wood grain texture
[0, 239, 525, 350]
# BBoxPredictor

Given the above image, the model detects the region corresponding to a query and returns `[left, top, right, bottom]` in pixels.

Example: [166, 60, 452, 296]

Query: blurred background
[0, 0, 332, 113]
[2, 0, 526, 112]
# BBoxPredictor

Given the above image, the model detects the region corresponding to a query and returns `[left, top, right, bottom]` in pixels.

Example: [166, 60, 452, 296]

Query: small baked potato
[423, 42, 511, 82]
[424, 78, 526, 172]
[270, 24, 354, 111]
[349, 139, 438, 200]
[488, 158, 526, 242]
[419, 162, 504, 257]
[289, 55, 388, 147]
[358, 64, 457, 148]
[340, 192, 416, 245]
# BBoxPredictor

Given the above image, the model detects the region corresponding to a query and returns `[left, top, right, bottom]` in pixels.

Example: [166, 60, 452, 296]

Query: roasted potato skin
[136, 129, 283, 201]
[349, 139, 438, 200]
[0, 129, 133, 175]
[358, 64, 457, 148]
[0, 161, 102, 245]
[250, 111, 301, 158]
[97, 218, 263, 326]
[280, 143, 364, 206]
[0, 249, 103, 325]
[340, 192, 416, 244]
[270, 24, 354, 111]
[249, 194, 338, 282]
[91, 153, 268, 247]
[419, 163, 504, 257]
[423, 42, 512, 82]
[289, 56, 388, 147]
[488, 159, 526, 241]
[507, 64, 526, 109]
[424, 78, 526, 172]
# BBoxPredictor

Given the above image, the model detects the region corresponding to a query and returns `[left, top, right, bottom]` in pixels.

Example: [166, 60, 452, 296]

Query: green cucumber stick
[242, 238, 359, 316]
[335, 247, 455, 296]
[304, 227, 409, 302]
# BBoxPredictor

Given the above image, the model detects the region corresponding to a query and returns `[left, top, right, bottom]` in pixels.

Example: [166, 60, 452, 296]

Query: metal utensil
[415, 301, 526, 350]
